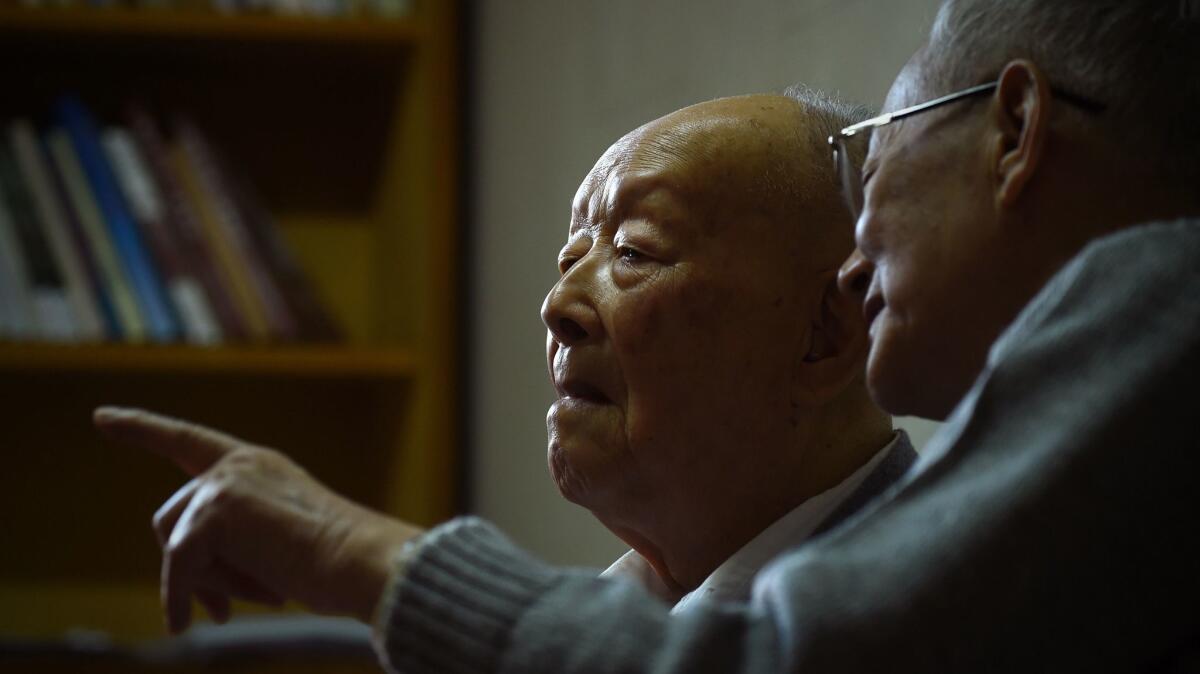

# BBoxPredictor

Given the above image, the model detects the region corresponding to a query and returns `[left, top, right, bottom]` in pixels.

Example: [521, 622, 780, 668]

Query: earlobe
[992, 60, 1050, 209]
[799, 274, 869, 402]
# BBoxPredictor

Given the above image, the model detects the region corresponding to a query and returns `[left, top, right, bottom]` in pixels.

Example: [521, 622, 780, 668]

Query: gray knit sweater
[377, 219, 1200, 673]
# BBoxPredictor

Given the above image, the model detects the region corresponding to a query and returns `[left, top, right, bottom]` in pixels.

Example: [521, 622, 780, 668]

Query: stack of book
[0, 96, 340, 345]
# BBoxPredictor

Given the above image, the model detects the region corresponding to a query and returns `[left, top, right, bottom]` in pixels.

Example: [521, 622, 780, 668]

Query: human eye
[616, 245, 646, 263]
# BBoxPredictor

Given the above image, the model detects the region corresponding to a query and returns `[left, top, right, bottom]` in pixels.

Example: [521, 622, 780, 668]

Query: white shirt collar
[601, 432, 904, 613]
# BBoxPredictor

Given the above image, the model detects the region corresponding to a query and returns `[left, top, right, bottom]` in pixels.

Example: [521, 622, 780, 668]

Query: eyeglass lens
[834, 137, 864, 221]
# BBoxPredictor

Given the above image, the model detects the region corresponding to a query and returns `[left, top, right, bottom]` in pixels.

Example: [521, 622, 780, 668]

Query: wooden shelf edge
[0, 6, 424, 46]
[0, 343, 418, 379]
[0, 580, 295, 641]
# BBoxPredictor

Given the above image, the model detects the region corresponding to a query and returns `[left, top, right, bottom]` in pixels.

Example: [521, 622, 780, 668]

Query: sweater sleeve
[376, 219, 1200, 674]
[375, 516, 786, 674]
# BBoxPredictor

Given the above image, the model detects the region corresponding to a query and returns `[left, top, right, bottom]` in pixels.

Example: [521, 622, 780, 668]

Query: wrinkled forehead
[570, 127, 712, 235]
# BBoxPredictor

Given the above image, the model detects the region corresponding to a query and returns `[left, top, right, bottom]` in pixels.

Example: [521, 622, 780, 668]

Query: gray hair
[782, 83, 874, 191]
[925, 0, 1200, 202]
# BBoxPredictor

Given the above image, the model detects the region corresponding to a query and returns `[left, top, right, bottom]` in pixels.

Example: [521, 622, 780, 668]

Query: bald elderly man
[94, 89, 915, 645]
[542, 92, 910, 607]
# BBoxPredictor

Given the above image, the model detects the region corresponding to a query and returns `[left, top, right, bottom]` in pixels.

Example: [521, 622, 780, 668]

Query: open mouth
[561, 380, 609, 404]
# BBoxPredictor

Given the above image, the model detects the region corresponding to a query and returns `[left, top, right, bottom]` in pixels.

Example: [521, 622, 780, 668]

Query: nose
[838, 248, 875, 301]
[541, 268, 600, 347]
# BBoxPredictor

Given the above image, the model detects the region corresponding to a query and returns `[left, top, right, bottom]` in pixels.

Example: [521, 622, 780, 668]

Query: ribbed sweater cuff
[374, 516, 562, 674]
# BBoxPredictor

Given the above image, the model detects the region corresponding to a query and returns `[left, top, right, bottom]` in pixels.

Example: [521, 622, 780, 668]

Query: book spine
[54, 95, 180, 343]
[176, 119, 297, 341]
[171, 136, 271, 342]
[216, 149, 341, 343]
[48, 129, 142, 341]
[0, 136, 75, 342]
[0, 245, 19, 338]
[41, 133, 119, 340]
[125, 103, 248, 343]
[0, 177, 37, 340]
[10, 119, 106, 342]
[104, 127, 222, 346]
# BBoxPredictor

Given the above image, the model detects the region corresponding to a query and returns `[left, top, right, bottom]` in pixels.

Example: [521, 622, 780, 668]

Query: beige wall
[467, 0, 946, 567]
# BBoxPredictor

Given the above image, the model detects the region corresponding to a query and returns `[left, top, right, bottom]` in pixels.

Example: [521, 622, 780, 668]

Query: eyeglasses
[828, 81, 1107, 220]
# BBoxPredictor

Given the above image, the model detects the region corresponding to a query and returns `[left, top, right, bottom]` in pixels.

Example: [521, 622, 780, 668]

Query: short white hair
[926, 0, 1200, 201]
[782, 83, 874, 184]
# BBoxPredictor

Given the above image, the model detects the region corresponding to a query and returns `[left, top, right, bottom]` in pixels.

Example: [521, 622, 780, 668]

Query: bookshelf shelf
[0, 343, 417, 379]
[0, 3, 461, 651]
[0, 7, 423, 46]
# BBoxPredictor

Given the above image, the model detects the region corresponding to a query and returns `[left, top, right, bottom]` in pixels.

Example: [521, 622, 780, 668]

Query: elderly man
[95, 90, 915, 638]
[541, 93, 910, 606]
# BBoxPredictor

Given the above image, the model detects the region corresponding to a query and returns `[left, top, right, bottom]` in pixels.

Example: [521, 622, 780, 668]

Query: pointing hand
[94, 407, 422, 633]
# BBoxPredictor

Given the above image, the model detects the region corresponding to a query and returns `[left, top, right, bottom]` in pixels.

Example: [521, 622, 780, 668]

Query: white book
[1, 129, 77, 342]
[10, 120, 105, 342]
[47, 129, 146, 342]
[30, 292, 75, 342]
[170, 280, 220, 346]
[104, 128, 221, 346]
[0, 186, 37, 340]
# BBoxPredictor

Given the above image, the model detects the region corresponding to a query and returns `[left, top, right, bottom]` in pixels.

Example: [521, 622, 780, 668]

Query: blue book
[54, 95, 180, 342]
[40, 133, 121, 340]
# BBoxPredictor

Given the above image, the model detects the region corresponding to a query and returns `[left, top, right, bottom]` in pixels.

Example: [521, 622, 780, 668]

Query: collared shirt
[601, 432, 906, 613]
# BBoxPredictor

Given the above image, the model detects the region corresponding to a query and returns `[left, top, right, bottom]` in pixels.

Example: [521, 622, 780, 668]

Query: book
[104, 127, 222, 346]
[176, 118, 300, 342]
[125, 103, 248, 343]
[0, 137, 75, 341]
[214, 145, 341, 342]
[47, 128, 144, 341]
[55, 95, 180, 342]
[0, 232, 25, 339]
[0, 173, 37, 341]
[41, 133, 120, 340]
[171, 130, 271, 342]
[10, 119, 106, 342]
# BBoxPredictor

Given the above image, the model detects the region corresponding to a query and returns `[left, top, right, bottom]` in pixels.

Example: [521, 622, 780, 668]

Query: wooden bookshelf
[0, 1, 461, 651]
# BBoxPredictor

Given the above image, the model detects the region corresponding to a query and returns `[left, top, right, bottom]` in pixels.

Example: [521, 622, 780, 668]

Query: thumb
[94, 407, 241, 476]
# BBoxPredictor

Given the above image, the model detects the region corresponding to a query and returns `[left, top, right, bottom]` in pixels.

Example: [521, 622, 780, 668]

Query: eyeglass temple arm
[832, 81, 1106, 142]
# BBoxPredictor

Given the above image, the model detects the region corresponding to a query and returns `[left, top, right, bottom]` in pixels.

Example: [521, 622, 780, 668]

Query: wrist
[345, 510, 424, 623]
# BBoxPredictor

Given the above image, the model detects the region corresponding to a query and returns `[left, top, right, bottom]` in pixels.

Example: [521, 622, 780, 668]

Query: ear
[990, 59, 1051, 210]
[798, 271, 869, 404]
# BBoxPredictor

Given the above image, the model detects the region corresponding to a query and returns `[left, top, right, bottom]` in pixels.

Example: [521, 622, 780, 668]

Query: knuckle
[225, 444, 261, 466]
[206, 482, 236, 508]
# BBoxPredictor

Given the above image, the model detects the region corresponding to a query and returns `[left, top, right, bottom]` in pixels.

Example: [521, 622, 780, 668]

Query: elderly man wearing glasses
[97, 0, 1200, 671]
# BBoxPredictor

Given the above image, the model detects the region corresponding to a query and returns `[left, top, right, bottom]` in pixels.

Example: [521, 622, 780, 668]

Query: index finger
[93, 407, 243, 476]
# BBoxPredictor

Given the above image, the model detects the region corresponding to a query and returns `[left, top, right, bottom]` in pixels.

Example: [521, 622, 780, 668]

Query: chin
[547, 442, 591, 506]
[545, 399, 629, 508]
[547, 436, 638, 520]
[866, 328, 955, 421]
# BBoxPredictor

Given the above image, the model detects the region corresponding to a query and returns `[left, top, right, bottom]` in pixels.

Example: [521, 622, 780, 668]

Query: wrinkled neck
[603, 396, 892, 591]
